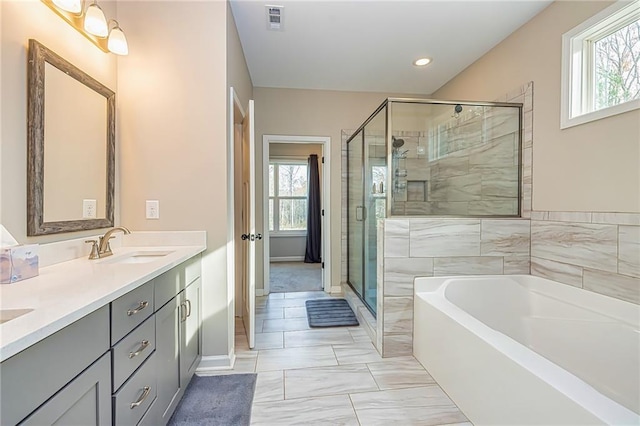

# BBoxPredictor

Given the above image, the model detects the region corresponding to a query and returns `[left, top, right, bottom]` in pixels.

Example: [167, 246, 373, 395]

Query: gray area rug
[168, 374, 257, 426]
[306, 299, 359, 327]
[270, 261, 322, 293]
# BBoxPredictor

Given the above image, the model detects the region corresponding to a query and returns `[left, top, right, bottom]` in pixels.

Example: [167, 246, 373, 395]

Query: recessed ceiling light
[413, 58, 432, 67]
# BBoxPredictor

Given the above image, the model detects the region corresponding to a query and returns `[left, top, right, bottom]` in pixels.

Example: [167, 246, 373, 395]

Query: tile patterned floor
[201, 291, 471, 426]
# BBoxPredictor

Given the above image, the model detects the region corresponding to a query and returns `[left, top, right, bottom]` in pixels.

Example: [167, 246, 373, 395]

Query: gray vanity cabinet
[0, 306, 111, 426]
[0, 254, 201, 426]
[151, 260, 202, 425]
[21, 353, 111, 426]
[180, 277, 201, 387]
[153, 296, 181, 424]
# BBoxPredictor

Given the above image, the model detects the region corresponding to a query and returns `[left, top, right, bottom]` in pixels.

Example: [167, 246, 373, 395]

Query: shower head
[392, 136, 405, 148]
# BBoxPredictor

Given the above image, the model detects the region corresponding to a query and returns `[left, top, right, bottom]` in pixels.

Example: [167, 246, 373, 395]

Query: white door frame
[263, 135, 331, 294]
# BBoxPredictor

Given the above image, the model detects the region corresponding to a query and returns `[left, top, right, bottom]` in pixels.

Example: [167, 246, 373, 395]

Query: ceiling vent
[265, 5, 284, 31]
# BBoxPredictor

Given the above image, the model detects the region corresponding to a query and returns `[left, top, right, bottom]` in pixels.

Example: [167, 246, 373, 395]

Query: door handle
[241, 233, 263, 241]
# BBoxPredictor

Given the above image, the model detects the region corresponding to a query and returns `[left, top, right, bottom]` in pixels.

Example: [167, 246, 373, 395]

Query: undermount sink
[101, 250, 175, 265]
[0, 308, 34, 324]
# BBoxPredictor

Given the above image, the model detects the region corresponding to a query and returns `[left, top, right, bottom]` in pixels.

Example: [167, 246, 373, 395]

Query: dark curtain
[304, 154, 321, 263]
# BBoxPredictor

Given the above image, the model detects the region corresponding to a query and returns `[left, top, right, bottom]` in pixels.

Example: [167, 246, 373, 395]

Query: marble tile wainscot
[530, 211, 640, 305]
[379, 217, 531, 357]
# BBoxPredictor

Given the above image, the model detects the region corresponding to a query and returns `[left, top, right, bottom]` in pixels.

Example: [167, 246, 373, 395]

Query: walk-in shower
[347, 98, 522, 315]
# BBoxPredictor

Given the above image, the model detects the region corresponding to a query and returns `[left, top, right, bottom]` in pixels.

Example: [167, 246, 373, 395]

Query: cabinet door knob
[130, 386, 151, 409]
[128, 340, 150, 359]
[127, 301, 149, 316]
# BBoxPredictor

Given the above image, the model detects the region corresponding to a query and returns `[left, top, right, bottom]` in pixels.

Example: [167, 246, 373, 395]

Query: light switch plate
[83, 199, 97, 219]
[146, 200, 160, 219]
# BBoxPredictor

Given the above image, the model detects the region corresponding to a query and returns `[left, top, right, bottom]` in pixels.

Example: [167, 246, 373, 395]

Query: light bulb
[108, 24, 128, 55]
[84, 2, 108, 37]
[413, 58, 432, 67]
[52, 0, 82, 14]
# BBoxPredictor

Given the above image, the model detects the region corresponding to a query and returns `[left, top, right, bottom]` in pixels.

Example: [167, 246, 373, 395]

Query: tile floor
[202, 291, 471, 426]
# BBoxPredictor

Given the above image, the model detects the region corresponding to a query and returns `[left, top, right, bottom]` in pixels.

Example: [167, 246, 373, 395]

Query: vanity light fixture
[51, 0, 82, 14]
[41, 0, 129, 55]
[83, 1, 108, 37]
[107, 20, 128, 56]
[413, 57, 432, 67]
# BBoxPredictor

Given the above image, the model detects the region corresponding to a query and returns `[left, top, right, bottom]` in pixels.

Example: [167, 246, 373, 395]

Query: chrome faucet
[85, 226, 131, 260]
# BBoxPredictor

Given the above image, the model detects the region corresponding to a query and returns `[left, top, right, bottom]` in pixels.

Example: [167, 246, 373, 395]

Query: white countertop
[0, 244, 206, 362]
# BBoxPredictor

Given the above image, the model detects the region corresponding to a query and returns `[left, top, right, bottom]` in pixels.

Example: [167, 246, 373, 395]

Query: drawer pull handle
[128, 340, 150, 359]
[130, 386, 151, 409]
[185, 299, 192, 318]
[127, 301, 149, 316]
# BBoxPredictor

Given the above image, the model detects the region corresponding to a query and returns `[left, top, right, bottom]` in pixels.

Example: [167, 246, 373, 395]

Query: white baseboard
[330, 285, 342, 294]
[256, 288, 265, 296]
[270, 256, 305, 262]
[196, 353, 236, 372]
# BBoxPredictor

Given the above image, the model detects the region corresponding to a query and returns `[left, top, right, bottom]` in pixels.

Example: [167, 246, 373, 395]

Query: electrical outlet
[146, 200, 160, 219]
[83, 199, 97, 219]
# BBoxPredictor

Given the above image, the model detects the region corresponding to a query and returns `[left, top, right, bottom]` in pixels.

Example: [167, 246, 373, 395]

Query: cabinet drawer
[185, 254, 201, 286]
[113, 353, 157, 426]
[0, 306, 109, 426]
[112, 316, 156, 391]
[112, 280, 154, 345]
[154, 266, 182, 309]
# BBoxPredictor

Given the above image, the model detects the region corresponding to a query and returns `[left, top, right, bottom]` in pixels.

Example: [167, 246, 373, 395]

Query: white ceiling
[230, 0, 552, 95]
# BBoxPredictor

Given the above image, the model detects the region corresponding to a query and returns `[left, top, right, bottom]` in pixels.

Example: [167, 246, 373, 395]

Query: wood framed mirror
[27, 39, 115, 236]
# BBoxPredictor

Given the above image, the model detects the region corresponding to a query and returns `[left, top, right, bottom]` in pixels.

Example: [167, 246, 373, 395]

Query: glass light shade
[84, 3, 108, 37]
[52, 0, 82, 14]
[108, 26, 128, 55]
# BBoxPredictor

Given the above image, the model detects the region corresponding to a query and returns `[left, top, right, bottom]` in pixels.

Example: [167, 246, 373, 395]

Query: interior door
[241, 100, 256, 349]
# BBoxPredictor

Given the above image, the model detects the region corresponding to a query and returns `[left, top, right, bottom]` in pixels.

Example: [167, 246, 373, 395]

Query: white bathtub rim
[415, 274, 639, 327]
[415, 278, 640, 425]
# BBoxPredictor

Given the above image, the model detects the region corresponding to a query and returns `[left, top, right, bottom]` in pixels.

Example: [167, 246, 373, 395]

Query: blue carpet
[306, 298, 359, 327]
[168, 374, 257, 426]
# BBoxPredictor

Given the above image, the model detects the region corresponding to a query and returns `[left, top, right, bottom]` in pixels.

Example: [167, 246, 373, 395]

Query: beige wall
[433, 0, 640, 213]
[117, 1, 249, 359]
[0, 0, 117, 243]
[254, 87, 426, 288]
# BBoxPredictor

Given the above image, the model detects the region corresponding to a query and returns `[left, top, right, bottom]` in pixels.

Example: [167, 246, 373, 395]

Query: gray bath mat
[168, 373, 257, 426]
[306, 298, 359, 327]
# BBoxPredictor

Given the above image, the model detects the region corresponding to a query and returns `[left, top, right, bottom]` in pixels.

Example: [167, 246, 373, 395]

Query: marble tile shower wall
[379, 218, 531, 357]
[391, 110, 520, 217]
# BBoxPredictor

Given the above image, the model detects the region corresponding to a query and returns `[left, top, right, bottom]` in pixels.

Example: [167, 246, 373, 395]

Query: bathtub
[413, 275, 640, 426]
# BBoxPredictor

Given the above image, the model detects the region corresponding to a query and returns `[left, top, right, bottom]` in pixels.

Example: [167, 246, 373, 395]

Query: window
[269, 161, 308, 233]
[561, 1, 640, 128]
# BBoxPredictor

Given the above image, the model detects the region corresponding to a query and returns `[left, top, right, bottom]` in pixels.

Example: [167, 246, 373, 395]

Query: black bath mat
[305, 298, 359, 327]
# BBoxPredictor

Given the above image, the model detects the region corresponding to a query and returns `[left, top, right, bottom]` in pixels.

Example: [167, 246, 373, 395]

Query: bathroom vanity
[0, 237, 206, 425]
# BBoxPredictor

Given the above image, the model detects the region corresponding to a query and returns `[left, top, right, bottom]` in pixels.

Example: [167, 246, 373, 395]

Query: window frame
[561, 0, 640, 129]
[268, 159, 308, 236]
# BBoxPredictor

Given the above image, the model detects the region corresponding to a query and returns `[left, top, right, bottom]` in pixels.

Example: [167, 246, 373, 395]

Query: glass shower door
[347, 130, 364, 301]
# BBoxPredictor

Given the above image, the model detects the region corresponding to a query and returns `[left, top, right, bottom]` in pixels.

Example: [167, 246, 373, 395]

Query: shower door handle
[355, 206, 366, 221]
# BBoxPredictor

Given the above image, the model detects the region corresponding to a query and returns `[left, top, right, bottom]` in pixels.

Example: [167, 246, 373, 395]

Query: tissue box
[0, 245, 39, 284]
